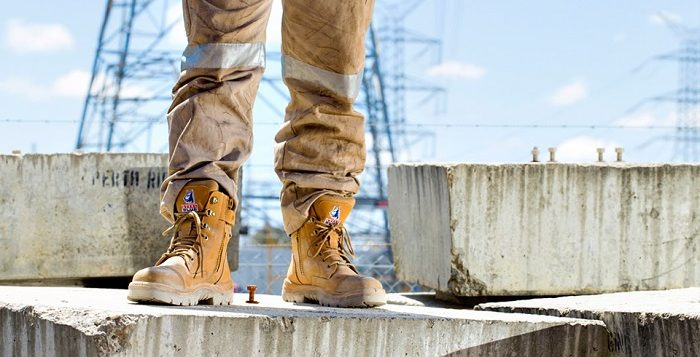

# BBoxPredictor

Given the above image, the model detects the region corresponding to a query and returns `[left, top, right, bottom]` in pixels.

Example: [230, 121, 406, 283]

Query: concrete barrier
[388, 163, 700, 296]
[477, 288, 700, 357]
[0, 286, 609, 356]
[0, 153, 239, 282]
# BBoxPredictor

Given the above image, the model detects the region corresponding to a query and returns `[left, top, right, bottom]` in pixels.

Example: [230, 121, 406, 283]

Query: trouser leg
[275, 0, 376, 234]
[161, 0, 272, 222]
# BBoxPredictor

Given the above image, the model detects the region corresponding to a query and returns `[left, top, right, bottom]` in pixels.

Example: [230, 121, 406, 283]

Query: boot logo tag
[325, 206, 341, 226]
[181, 190, 199, 212]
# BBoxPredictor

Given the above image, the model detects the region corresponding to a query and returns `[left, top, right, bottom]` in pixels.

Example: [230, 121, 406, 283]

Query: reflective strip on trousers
[282, 55, 362, 99]
[181, 43, 266, 70]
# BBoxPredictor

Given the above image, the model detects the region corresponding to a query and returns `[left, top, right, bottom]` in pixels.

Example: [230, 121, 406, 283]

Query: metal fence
[232, 240, 421, 294]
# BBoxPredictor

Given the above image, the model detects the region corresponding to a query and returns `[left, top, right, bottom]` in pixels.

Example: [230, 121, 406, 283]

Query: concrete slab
[0, 286, 608, 356]
[477, 288, 700, 357]
[0, 153, 239, 282]
[388, 163, 700, 296]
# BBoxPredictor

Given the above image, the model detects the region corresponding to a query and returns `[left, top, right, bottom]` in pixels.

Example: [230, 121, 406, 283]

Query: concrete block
[477, 288, 700, 357]
[0, 153, 239, 282]
[388, 163, 700, 296]
[0, 286, 608, 357]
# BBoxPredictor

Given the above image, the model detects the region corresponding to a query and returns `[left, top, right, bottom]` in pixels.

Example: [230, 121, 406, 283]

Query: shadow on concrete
[444, 325, 608, 356]
[81, 276, 132, 289]
[433, 291, 561, 309]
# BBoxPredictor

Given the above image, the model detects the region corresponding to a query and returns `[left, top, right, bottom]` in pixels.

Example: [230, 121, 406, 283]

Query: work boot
[128, 180, 235, 306]
[282, 195, 387, 307]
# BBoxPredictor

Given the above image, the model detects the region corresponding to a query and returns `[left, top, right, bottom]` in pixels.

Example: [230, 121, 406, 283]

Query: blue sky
[1, 0, 699, 166]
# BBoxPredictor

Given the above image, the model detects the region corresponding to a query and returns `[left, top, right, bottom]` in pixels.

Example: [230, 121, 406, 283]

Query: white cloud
[549, 80, 587, 107]
[427, 61, 486, 79]
[556, 136, 620, 162]
[649, 11, 683, 26]
[0, 69, 100, 101]
[53, 70, 91, 97]
[5, 19, 74, 53]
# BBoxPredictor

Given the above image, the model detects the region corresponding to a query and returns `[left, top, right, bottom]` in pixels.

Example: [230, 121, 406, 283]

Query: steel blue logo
[184, 190, 195, 204]
[181, 190, 198, 212]
[325, 206, 341, 226]
[330, 206, 340, 220]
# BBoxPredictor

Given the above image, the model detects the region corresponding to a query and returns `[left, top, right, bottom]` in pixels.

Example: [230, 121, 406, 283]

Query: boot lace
[157, 211, 205, 277]
[308, 217, 357, 276]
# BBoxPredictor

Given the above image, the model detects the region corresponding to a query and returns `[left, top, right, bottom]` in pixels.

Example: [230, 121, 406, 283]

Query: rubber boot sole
[281, 279, 386, 308]
[127, 281, 233, 306]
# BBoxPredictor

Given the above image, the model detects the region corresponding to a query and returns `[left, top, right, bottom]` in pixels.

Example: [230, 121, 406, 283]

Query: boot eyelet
[211, 197, 219, 204]
[204, 235, 209, 240]
[206, 209, 215, 216]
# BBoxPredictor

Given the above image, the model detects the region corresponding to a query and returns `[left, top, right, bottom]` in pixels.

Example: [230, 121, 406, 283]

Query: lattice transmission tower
[644, 14, 700, 161]
[674, 35, 700, 161]
[76, 0, 180, 151]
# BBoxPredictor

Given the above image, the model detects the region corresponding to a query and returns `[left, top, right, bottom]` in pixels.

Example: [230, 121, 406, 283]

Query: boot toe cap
[337, 275, 384, 293]
[132, 265, 186, 289]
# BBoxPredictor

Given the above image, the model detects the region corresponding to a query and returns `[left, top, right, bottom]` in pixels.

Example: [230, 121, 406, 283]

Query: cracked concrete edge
[1, 288, 611, 357]
[476, 288, 700, 356]
[1, 302, 147, 356]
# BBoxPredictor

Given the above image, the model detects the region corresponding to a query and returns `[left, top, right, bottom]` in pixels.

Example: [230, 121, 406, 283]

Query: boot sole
[127, 281, 233, 306]
[281, 279, 387, 308]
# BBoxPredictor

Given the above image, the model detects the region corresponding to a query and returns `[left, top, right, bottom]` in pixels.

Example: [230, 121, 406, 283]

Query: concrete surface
[0, 153, 239, 282]
[388, 163, 700, 296]
[477, 288, 700, 357]
[0, 286, 608, 357]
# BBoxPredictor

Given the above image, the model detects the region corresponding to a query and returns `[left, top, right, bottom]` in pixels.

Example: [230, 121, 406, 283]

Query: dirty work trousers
[160, 0, 375, 234]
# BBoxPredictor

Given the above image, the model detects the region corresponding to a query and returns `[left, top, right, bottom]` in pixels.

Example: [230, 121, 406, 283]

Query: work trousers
[160, 0, 375, 234]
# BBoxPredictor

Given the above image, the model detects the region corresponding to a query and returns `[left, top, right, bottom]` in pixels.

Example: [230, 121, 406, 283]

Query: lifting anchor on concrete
[531, 147, 540, 162]
[548, 147, 557, 162]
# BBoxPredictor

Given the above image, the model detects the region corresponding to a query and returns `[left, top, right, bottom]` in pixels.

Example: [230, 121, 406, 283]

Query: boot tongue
[175, 180, 219, 214]
[311, 196, 357, 276]
[311, 196, 354, 228]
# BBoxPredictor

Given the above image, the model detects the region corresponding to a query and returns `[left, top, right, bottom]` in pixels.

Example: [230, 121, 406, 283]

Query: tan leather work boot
[127, 180, 235, 306]
[282, 195, 387, 307]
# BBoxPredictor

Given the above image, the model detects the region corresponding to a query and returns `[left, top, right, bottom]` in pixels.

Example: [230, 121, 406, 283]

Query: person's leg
[128, 0, 271, 306]
[276, 0, 386, 307]
[162, 0, 271, 219]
